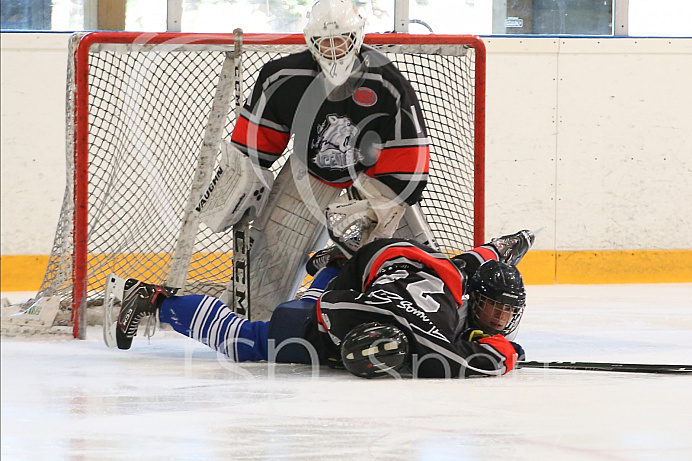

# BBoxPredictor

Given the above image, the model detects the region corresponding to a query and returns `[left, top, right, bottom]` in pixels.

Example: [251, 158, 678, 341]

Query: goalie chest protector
[231, 47, 430, 204]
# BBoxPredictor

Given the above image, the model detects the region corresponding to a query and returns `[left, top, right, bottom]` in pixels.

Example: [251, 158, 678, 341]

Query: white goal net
[30, 31, 485, 338]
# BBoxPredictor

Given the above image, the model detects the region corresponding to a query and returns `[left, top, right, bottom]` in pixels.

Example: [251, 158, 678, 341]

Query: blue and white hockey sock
[158, 267, 339, 363]
[159, 295, 269, 362]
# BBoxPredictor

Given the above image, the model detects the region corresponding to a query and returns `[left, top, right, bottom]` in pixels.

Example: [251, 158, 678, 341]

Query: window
[1, 0, 690, 37]
[628, 0, 692, 37]
[1, 0, 53, 29]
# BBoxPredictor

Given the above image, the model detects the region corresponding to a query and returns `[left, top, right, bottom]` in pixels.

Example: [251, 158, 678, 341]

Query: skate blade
[103, 273, 126, 348]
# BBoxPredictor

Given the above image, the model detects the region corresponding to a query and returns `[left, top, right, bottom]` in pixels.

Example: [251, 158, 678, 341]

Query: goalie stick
[518, 361, 692, 374]
[231, 211, 251, 319]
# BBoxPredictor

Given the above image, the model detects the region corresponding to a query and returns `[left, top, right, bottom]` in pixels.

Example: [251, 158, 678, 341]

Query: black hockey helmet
[467, 260, 526, 337]
[341, 322, 408, 378]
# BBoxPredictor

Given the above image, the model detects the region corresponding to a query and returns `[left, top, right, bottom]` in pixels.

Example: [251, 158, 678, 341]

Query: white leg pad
[242, 158, 341, 320]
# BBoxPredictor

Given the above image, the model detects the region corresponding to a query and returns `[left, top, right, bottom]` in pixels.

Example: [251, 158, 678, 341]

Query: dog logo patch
[312, 114, 363, 170]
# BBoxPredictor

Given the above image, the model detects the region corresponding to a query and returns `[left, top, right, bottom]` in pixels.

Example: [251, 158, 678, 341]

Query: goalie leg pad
[349, 175, 439, 250]
[243, 158, 341, 320]
[325, 196, 377, 256]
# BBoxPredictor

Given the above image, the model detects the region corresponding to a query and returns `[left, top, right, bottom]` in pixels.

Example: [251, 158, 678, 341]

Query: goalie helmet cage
[40, 31, 486, 339]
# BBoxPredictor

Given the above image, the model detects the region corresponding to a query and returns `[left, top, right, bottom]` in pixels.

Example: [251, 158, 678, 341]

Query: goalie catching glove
[326, 174, 405, 256]
[197, 140, 274, 232]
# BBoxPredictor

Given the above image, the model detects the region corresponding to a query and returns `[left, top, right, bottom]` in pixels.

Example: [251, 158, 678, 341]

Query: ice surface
[2, 284, 691, 460]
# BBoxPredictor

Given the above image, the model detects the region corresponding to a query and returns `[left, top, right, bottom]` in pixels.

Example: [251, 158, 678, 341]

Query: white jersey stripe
[382, 137, 430, 148]
[239, 107, 289, 133]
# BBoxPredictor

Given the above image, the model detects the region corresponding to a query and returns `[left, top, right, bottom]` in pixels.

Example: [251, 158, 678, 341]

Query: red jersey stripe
[369, 145, 430, 175]
[315, 297, 329, 332]
[473, 246, 498, 262]
[365, 246, 463, 306]
[231, 115, 290, 155]
[479, 335, 518, 372]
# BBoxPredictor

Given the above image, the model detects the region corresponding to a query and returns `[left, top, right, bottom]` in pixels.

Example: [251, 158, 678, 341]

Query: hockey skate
[305, 245, 347, 277]
[103, 274, 178, 349]
[489, 229, 535, 266]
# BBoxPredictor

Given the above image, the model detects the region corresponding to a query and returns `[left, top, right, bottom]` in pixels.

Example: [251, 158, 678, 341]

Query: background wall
[1, 33, 691, 290]
[482, 37, 692, 283]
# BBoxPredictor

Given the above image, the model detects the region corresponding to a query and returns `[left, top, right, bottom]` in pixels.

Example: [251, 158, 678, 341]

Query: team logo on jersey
[312, 114, 363, 170]
[353, 87, 377, 107]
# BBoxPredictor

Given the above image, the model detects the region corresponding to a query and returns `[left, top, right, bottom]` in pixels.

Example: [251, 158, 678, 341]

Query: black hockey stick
[230, 29, 251, 321]
[518, 361, 692, 374]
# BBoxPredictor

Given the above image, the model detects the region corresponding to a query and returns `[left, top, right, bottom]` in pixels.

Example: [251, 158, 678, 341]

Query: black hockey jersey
[230, 47, 430, 204]
[314, 239, 519, 378]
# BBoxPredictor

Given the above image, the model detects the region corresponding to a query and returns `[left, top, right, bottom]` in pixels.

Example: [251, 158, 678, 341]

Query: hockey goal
[36, 31, 486, 338]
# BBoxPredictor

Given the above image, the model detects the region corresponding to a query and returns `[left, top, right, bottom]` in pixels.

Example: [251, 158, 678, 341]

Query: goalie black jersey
[314, 239, 519, 378]
[231, 47, 430, 204]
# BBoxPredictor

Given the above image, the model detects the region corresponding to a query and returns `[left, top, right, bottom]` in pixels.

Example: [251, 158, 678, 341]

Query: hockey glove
[466, 329, 525, 361]
[509, 341, 525, 361]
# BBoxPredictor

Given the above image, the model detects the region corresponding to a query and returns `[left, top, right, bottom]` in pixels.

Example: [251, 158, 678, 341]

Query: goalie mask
[467, 260, 526, 337]
[304, 0, 366, 86]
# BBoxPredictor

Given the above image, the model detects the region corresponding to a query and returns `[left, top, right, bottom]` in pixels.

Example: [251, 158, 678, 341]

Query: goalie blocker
[197, 140, 274, 233]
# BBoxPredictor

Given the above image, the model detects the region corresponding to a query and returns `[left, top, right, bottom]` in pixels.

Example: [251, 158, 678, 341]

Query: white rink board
[0, 34, 69, 256]
[483, 38, 560, 248]
[555, 39, 692, 251]
[481, 37, 692, 251]
[2, 283, 692, 460]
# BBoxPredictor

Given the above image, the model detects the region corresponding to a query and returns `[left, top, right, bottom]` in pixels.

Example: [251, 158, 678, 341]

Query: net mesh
[36, 34, 481, 328]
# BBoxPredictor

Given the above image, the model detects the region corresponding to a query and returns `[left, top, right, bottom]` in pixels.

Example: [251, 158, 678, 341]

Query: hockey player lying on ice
[106, 230, 534, 379]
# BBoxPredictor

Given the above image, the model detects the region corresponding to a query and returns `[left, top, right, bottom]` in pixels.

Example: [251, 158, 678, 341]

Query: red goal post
[47, 32, 486, 338]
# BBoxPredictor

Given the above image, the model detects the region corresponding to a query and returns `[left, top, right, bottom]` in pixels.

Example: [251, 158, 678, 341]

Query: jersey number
[408, 272, 445, 312]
